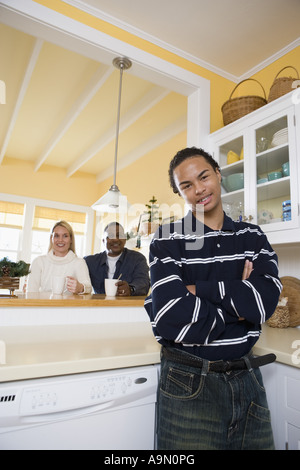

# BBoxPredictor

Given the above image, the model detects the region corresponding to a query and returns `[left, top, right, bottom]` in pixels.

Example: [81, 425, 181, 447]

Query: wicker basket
[268, 66, 299, 103]
[280, 276, 300, 327]
[0, 276, 20, 295]
[266, 297, 289, 328]
[222, 78, 267, 126]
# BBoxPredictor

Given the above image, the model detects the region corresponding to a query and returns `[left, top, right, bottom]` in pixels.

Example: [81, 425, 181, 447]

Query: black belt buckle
[209, 361, 239, 373]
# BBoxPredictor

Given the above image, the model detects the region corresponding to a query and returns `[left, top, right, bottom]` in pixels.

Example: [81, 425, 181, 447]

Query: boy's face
[173, 156, 222, 215]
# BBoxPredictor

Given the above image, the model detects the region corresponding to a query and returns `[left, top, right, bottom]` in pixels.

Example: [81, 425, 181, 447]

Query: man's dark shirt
[84, 248, 150, 295]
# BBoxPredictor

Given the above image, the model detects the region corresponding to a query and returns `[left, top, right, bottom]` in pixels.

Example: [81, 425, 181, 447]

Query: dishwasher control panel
[0, 365, 158, 424]
[20, 367, 156, 415]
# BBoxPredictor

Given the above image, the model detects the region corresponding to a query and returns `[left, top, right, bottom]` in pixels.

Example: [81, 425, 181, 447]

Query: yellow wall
[114, 131, 188, 213]
[2, 0, 299, 216]
[252, 47, 300, 98]
[0, 157, 101, 206]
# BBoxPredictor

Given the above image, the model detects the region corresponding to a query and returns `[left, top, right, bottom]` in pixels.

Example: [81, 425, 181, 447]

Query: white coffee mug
[105, 278, 118, 297]
[52, 275, 66, 295]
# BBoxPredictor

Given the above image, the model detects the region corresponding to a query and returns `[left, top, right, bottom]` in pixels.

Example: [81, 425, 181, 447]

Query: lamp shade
[92, 185, 129, 213]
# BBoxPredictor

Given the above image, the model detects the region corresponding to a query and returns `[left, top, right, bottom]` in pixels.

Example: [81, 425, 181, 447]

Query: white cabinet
[261, 362, 300, 450]
[287, 424, 300, 450]
[209, 92, 300, 245]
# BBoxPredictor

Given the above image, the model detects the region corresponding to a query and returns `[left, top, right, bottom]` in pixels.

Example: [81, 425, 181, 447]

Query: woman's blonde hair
[48, 220, 76, 254]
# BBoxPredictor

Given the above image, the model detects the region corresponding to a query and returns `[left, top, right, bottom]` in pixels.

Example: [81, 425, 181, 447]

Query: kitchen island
[0, 293, 299, 382]
[1, 293, 300, 449]
[0, 293, 161, 382]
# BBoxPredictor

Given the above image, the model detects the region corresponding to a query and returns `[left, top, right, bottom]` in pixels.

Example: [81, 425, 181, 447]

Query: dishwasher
[0, 365, 158, 450]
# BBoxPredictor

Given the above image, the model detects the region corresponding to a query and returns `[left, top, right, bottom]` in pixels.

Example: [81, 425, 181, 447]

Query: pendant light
[92, 57, 132, 213]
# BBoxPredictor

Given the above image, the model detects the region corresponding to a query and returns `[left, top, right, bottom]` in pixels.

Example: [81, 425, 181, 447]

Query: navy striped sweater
[144, 212, 282, 361]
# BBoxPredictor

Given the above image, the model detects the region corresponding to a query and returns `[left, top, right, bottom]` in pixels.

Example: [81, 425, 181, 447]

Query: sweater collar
[222, 213, 236, 232]
[47, 249, 76, 264]
[183, 211, 235, 234]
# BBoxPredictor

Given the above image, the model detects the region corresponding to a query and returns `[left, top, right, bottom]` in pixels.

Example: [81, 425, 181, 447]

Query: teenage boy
[144, 147, 282, 450]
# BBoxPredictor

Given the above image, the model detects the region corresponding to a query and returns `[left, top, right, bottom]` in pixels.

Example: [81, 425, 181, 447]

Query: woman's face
[51, 225, 71, 257]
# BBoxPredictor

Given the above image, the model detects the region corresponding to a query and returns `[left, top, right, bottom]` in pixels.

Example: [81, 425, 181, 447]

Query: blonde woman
[27, 220, 92, 294]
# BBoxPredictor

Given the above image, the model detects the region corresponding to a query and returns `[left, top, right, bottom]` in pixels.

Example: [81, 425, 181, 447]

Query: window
[0, 201, 24, 262]
[0, 194, 94, 266]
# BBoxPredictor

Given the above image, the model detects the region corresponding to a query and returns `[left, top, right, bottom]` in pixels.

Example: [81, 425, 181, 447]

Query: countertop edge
[253, 324, 300, 369]
[0, 295, 146, 307]
[0, 352, 161, 383]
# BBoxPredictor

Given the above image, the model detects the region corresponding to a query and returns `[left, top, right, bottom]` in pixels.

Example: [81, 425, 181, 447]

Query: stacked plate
[270, 128, 288, 147]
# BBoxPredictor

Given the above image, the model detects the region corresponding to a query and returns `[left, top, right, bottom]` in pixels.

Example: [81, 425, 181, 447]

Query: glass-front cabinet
[209, 92, 300, 245]
[217, 135, 246, 223]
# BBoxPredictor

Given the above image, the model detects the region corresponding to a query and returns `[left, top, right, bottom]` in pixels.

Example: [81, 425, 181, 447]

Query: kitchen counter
[0, 293, 150, 327]
[1, 323, 299, 383]
[0, 322, 161, 383]
[0, 292, 161, 382]
[0, 292, 299, 383]
[0, 292, 146, 307]
[253, 324, 300, 369]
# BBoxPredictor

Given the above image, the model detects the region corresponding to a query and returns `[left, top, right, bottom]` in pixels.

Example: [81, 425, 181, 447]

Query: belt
[162, 347, 276, 373]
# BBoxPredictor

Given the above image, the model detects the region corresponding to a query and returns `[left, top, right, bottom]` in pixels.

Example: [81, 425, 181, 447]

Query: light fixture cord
[113, 63, 124, 187]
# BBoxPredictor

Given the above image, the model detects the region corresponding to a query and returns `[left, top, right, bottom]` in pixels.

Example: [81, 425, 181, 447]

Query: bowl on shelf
[227, 150, 240, 165]
[258, 209, 274, 225]
[222, 173, 244, 192]
[257, 177, 268, 184]
[282, 162, 290, 177]
[268, 171, 282, 181]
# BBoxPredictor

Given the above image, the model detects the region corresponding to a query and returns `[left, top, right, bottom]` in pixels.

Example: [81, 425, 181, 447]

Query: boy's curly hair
[168, 147, 220, 194]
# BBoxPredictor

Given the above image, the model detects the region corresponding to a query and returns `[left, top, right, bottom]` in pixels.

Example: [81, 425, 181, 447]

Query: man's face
[104, 225, 126, 257]
[173, 156, 222, 215]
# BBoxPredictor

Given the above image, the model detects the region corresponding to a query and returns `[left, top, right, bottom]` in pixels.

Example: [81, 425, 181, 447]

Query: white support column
[187, 83, 211, 150]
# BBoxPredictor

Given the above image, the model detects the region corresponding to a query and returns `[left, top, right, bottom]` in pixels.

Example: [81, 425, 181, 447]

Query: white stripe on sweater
[243, 279, 266, 323]
[152, 274, 181, 291]
[175, 296, 201, 343]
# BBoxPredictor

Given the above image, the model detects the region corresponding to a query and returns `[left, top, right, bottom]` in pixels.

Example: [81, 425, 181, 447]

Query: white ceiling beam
[96, 114, 187, 183]
[34, 64, 113, 171]
[0, 37, 43, 164]
[66, 86, 169, 177]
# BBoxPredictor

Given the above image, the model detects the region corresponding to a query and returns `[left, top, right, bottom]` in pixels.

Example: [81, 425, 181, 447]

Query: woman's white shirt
[27, 250, 92, 294]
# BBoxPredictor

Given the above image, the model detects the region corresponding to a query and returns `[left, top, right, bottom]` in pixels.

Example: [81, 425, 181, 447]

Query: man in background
[85, 222, 150, 296]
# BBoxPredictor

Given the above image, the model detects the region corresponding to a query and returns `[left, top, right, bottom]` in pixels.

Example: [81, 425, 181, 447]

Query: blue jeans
[157, 349, 275, 450]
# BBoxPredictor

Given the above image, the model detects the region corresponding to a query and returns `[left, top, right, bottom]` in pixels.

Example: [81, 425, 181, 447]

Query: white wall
[276, 244, 300, 278]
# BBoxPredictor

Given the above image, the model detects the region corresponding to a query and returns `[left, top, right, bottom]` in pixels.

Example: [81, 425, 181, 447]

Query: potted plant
[0, 257, 30, 296]
[141, 196, 161, 235]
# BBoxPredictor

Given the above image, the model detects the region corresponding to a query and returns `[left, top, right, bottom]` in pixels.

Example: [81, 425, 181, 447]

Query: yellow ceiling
[0, 23, 187, 181]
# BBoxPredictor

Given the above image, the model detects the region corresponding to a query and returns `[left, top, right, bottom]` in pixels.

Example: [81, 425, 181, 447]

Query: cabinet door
[252, 107, 299, 233]
[216, 133, 247, 222]
[277, 363, 300, 450]
[287, 423, 300, 450]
